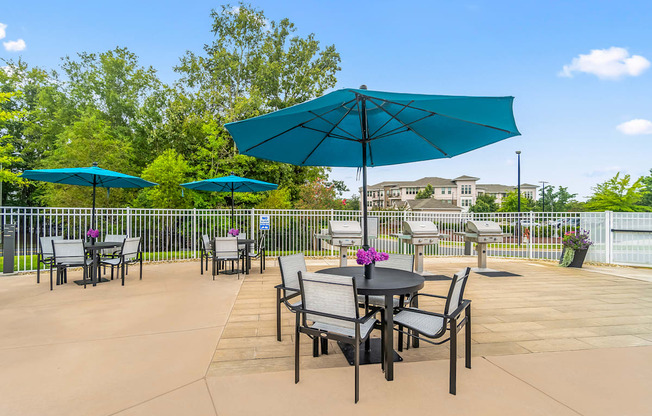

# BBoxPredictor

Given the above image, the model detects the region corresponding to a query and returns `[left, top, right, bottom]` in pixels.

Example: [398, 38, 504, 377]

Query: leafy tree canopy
[415, 184, 434, 200]
[585, 173, 651, 212]
[469, 193, 499, 213]
[499, 190, 534, 212]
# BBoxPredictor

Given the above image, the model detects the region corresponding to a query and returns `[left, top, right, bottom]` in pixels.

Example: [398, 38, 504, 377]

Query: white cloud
[585, 166, 623, 178]
[3, 38, 26, 52]
[617, 119, 652, 135]
[0, 23, 6, 40]
[559, 47, 650, 80]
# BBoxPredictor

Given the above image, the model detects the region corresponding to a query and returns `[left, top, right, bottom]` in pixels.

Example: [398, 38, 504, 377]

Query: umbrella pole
[92, 177, 97, 243]
[231, 187, 234, 229]
[360, 94, 370, 250]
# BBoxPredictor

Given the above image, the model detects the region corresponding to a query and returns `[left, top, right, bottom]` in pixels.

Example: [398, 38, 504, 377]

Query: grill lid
[403, 221, 440, 236]
[328, 221, 362, 237]
[465, 220, 503, 234]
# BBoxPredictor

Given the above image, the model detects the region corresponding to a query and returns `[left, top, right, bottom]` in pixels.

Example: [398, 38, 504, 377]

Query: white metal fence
[1, 207, 650, 272]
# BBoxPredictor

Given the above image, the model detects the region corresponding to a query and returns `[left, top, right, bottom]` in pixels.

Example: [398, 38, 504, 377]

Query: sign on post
[260, 215, 270, 230]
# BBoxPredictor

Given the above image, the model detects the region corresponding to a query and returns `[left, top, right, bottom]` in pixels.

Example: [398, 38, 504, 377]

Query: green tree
[585, 173, 650, 212]
[640, 169, 652, 207]
[342, 195, 360, 210]
[0, 90, 25, 191]
[415, 184, 434, 199]
[469, 194, 499, 213]
[138, 149, 192, 208]
[535, 185, 578, 212]
[499, 190, 534, 212]
[295, 178, 339, 209]
[256, 188, 292, 209]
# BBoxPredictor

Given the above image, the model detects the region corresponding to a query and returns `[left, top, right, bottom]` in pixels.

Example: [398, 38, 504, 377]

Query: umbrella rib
[368, 99, 450, 157]
[301, 102, 357, 165]
[306, 110, 360, 140]
[244, 98, 358, 152]
[369, 113, 436, 140]
[368, 100, 414, 138]
[300, 125, 358, 141]
[368, 96, 515, 134]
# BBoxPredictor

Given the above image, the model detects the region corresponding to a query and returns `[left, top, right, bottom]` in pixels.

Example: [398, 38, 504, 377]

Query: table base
[74, 278, 109, 286]
[338, 338, 403, 366]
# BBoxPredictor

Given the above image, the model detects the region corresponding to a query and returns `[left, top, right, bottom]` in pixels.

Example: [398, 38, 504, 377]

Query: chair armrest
[294, 307, 360, 324]
[359, 306, 382, 323]
[398, 307, 446, 320]
[444, 299, 471, 320]
[409, 292, 447, 306]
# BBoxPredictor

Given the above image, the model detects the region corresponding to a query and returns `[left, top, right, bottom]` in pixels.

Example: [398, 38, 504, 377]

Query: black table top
[316, 266, 424, 296]
[84, 242, 122, 250]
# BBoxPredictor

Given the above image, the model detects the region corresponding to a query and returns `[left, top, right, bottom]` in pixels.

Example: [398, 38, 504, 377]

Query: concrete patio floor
[0, 257, 651, 415]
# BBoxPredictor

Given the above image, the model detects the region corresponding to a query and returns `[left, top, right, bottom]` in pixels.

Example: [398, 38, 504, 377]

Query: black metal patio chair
[392, 267, 472, 395]
[199, 234, 213, 275]
[295, 271, 381, 403]
[212, 237, 240, 279]
[243, 232, 266, 274]
[51, 239, 92, 290]
[100, 237, 143, 285]
[37, 236, 62, 285]
[276, 253, 306, 342]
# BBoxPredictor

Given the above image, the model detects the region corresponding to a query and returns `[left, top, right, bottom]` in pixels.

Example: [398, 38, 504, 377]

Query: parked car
[511, 219, 540, 227]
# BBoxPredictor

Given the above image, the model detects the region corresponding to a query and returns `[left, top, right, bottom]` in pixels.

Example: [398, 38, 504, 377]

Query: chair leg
[450, 318, 457, 395]
[121, 262, 125, 286]
[465, 305, 472, 369]
[140, 258, 143, 280]
[398, 325, 403, 352]
[312, 337, 319, 357]
[37, 256, 41, 283]
[321, 337, 328, 355]
[295, 313, 300, 384]
[276, 288, 282, 341]
[200, 252, 204, 275]
[49, 264, 53, 290]
[354, 340, 360, 403]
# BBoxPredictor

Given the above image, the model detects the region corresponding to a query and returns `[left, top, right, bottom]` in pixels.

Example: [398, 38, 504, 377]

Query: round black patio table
[316, 266, 424, 381]
[81, 242, 122, 286]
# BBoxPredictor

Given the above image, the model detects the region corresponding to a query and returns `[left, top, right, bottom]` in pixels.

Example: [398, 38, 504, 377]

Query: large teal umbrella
[181, 174, 277, 228]
[21, 162, 157, 232]
[225, 86, 520, 249]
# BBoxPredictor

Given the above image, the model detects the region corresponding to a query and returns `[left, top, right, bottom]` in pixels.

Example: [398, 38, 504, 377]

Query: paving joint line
[482, 356, 585, 416]
[105, 377, 205, 416]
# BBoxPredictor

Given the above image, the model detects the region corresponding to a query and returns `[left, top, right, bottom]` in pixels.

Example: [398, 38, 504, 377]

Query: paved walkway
[0, 258, 651, 415]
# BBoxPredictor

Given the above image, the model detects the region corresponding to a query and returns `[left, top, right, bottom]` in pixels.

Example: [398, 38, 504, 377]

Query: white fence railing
[1, 207, 650, 272]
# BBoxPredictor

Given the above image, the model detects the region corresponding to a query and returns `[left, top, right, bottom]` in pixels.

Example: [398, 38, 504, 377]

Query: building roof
[404, 198, 463, 211]
[453, 175, 480, 181]
[367, 176, 456, 189]
[477, 183, 539, 194]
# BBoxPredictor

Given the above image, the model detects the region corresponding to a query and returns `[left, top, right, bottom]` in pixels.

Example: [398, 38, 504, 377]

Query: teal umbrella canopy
[224, 87, 520, 254]
[180, 175, 278, 193]
[21, 162, 157, 232]
[181, 174, 277, 228]
[21, 165, 157, 188]
[224, 88, 520, 167]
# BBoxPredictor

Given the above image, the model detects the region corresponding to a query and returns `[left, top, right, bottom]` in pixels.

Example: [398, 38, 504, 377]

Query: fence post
[192, 208, 197, 259]
[250, 208, 255, 244]
[330, 209, 334, 257]
[527, 211, 533, 259]
[126, 206, 131, 237]
[605, 211, 612, 264]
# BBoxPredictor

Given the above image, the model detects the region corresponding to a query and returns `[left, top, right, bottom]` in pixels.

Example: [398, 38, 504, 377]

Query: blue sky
[2, 0, 652, 200]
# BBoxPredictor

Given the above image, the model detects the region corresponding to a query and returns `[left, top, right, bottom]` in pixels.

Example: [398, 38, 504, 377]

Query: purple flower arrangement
[86, 228, 99, 239]
[562, 229, 593, 250]
[228, 228, 240, 237]
[356, 247, 389, 265]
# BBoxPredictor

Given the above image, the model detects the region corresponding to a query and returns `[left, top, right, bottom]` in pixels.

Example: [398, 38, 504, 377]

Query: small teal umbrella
[225, 86, 520, 249]
[21, 162, 157, 231]
[181, 173, 277, 228]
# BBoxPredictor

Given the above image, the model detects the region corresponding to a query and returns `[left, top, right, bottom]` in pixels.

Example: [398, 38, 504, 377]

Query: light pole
[539, 181, 548, 213]
[516, 151, 521, 245]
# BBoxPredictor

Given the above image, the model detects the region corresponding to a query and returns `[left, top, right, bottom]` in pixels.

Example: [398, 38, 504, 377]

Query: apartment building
[361, 176, 538, 212]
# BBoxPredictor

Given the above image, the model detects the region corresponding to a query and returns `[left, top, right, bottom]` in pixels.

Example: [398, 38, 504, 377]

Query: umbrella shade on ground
[21, 162, 157, 231]
[225, 87, 520, 252]
[180, 174, 277, 228]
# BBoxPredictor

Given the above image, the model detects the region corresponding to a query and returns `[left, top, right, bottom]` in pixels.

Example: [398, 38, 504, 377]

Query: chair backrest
[122, 237, 141, 261]
[40, 236, 63, 257]
[104, 234, 127, 243]
[278, 253, 306, 293]
[376, 254, 414, 273]
[237, 233, 247, 249]
[257, 233, 266, 251]
[298, 271, 358, 331]
[201, 234, 211, 252]
[52, 239, 86, 265]
[444, 267, 471, 316]
[214, 237, 238, 258]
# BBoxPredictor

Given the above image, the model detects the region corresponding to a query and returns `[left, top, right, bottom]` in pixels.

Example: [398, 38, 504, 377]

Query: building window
[461, 185, 472, 195]
[461, 198, 472, 207]
[441, 188, 445, 194]
[447, 187, 452, 194]
[524, 191, 533, 199]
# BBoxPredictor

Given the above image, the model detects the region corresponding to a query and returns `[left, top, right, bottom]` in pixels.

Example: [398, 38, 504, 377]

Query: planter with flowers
[87, 228, 99, 244]
[356, 247, 389, 279]
[559, 229, 593, 268]
[228, 228, 239, 237]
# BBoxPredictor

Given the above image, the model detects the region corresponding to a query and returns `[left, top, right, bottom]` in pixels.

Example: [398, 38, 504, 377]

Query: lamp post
[516, 151, 521, 245]
[539, 181, 548, 213]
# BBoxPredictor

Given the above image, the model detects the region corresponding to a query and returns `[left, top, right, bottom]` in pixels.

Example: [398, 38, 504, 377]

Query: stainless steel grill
[456, 220, 508, 271]
[315, 221, 362, 266]
[400, 221, 443, 274]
